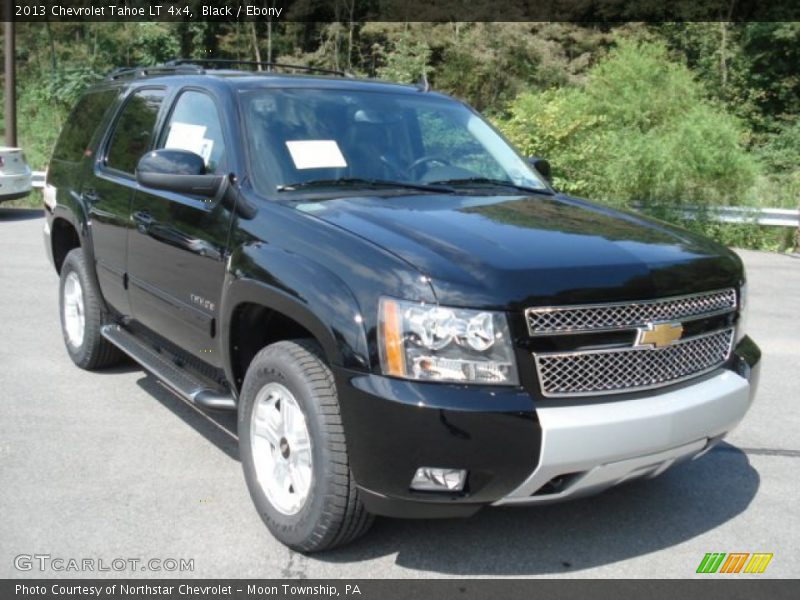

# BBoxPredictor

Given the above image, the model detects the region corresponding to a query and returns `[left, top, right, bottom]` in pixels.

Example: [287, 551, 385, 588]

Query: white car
[0, 147, 33, 202]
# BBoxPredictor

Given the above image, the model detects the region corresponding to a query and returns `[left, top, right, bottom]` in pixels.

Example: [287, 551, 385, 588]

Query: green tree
[498, 39, 757, 206]
[375, 31, 431, 83]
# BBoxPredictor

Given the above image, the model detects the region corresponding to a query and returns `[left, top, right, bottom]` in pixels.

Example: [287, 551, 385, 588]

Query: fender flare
[50, 198, 106, 311]
[51, 191, 94, 252]
[219, 245, 370, 386]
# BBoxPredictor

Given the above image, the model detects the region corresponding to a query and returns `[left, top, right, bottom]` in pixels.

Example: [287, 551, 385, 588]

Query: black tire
[239, 339, 374, 552]
[58, 248, 122, 370]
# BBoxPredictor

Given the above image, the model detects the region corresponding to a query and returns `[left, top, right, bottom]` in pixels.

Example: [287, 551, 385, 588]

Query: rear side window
[105, 88, 166, 174]
[51, 90, 117, 162]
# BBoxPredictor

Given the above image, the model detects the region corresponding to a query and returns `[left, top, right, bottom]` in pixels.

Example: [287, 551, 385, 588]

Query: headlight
[736, 282, 748, 344]
[378, 297, 519, 385]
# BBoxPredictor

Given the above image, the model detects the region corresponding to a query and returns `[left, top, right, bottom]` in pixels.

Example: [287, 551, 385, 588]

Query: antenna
[416, 72, 430, 92]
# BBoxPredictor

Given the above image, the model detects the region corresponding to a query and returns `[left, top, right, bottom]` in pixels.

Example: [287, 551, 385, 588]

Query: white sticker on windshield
[286, 140, 347, 170]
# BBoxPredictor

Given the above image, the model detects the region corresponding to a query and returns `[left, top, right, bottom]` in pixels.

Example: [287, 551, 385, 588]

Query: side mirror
[528, 156, 552, 185]
[136, 149, 223, 197]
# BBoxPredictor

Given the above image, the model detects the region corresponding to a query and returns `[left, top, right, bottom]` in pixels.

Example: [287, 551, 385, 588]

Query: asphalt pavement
[1, 206, 798, 578]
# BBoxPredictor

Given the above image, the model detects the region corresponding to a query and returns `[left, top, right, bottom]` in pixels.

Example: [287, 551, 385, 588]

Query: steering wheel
[408, 155, 453, 178]
[377, 154, 406, 179]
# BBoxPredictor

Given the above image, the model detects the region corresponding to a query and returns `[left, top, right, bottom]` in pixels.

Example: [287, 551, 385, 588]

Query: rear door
[47, 88, 119, 206]
[126, 88, 234, 367]
[87, 87, 166, 315]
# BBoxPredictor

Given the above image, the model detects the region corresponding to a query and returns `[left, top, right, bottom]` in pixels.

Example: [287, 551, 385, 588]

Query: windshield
[240, 88, 547, 195]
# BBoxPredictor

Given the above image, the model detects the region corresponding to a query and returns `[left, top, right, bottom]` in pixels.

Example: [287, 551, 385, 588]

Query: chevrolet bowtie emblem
[635, 321, 684, 348]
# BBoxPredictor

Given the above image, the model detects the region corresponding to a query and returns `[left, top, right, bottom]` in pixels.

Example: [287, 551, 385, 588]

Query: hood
[294, 193, 743, 309]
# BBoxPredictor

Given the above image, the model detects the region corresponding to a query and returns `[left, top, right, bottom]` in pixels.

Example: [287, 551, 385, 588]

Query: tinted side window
[52, 90, 118, 162]
[105, 89, 165, 174]
[160, 91, 226, 173]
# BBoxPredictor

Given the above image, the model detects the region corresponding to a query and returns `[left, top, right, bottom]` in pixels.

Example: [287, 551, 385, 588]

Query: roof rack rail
[165, 58, 355, 78]
[106, 64, 204, 81]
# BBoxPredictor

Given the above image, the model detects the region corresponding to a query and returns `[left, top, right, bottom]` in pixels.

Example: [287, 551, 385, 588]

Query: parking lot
[1, 206, 798, 578]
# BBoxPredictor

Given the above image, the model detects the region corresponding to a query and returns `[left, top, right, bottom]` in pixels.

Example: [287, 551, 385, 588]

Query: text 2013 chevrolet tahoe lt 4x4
[43, 60, 760, 552]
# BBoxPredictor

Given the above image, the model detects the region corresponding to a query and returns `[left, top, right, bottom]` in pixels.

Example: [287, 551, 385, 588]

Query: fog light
[410, 467, 467, 492]
[736, 356, 752, 381]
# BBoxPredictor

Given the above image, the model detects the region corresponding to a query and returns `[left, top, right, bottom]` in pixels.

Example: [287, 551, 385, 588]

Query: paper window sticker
[164, 122, 208, 157]
[285, 140, 347, 170]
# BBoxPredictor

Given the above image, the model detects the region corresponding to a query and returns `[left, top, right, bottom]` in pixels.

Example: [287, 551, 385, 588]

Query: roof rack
[105, 64, 204, 81]
[104, 59, 358, 83]
[165, 58, 355, 78]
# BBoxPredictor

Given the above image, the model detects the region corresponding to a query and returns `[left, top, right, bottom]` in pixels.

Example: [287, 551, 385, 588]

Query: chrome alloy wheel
[63, 271, 85, 348]
[250, 382, 314, 515]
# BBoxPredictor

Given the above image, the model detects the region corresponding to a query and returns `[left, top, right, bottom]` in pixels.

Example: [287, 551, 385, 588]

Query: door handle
[132, 210, 153, 233]
[82, 189, 100, 205]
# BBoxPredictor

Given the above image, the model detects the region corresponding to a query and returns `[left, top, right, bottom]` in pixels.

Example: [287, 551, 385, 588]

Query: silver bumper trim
[494, 369, 752, 505]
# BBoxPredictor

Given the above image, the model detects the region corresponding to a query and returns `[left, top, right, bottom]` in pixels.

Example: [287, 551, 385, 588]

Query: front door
[127, 89, 233, 367]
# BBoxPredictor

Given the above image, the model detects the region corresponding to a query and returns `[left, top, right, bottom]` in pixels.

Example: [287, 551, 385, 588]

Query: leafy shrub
[376, 34, 431, 83]
[16, 86, 69, 171]
[753, 120, 800, 209]
[757, 119, 800, 172]
[496, 39, 757, 207]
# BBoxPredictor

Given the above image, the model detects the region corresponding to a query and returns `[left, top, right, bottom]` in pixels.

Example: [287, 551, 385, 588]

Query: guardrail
[666, 205, 800, 228]
[628, 202, 798, 228]
[30, 170, 799, 227]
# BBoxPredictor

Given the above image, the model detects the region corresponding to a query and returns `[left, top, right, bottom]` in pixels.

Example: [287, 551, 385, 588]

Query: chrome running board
[101, 324, 236, 411]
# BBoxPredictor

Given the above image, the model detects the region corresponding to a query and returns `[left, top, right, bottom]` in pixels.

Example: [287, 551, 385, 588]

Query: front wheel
[58, 248, 121, 370]
[238, 340, 373, 552]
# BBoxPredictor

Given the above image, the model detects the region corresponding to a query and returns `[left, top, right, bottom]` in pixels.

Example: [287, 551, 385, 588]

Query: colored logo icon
[696, 553, 773, 574]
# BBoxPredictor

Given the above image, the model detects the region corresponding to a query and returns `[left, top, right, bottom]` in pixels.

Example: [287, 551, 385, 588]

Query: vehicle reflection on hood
[296, 192, 742, 308]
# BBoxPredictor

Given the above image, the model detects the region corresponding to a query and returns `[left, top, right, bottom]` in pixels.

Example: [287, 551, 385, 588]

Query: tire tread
[60, 249, 122, 370]
[243, 339, 373, 552]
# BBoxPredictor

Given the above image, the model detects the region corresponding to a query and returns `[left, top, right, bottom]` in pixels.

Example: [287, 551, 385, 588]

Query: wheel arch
[49, 191, 97, 270]
[225, 296, 328, 391]
[51, 216, 81, 274]
[220, 255, 370, 392]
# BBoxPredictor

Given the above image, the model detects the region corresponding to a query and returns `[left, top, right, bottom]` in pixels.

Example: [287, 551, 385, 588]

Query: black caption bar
[3, 580, 799, 600]
[4, 0, 800, 22]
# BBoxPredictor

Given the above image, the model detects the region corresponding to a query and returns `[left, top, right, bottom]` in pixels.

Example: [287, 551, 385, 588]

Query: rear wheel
[58, 248, 121, 370]
[239, 339, 373, 552]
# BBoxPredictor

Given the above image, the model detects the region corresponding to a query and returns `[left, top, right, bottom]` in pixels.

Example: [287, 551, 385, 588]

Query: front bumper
[43, 216, 54, 269]
[335, 337, 760, 518]
[494, 368, 752, 505]
[335, 372, 540, 518]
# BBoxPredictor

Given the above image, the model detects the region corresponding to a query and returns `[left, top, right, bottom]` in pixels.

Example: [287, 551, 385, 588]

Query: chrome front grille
[535, 328, 735, 397]
[526, 288, 737, 336]
[527, 288, 739, 397]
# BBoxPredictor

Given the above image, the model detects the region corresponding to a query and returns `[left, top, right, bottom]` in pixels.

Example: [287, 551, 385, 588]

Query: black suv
[43, 60, 761, 552]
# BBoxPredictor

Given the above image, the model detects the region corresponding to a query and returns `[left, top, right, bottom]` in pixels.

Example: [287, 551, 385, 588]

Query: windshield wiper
[277, 178, 454, 194]
[428, 177, 552, 195]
